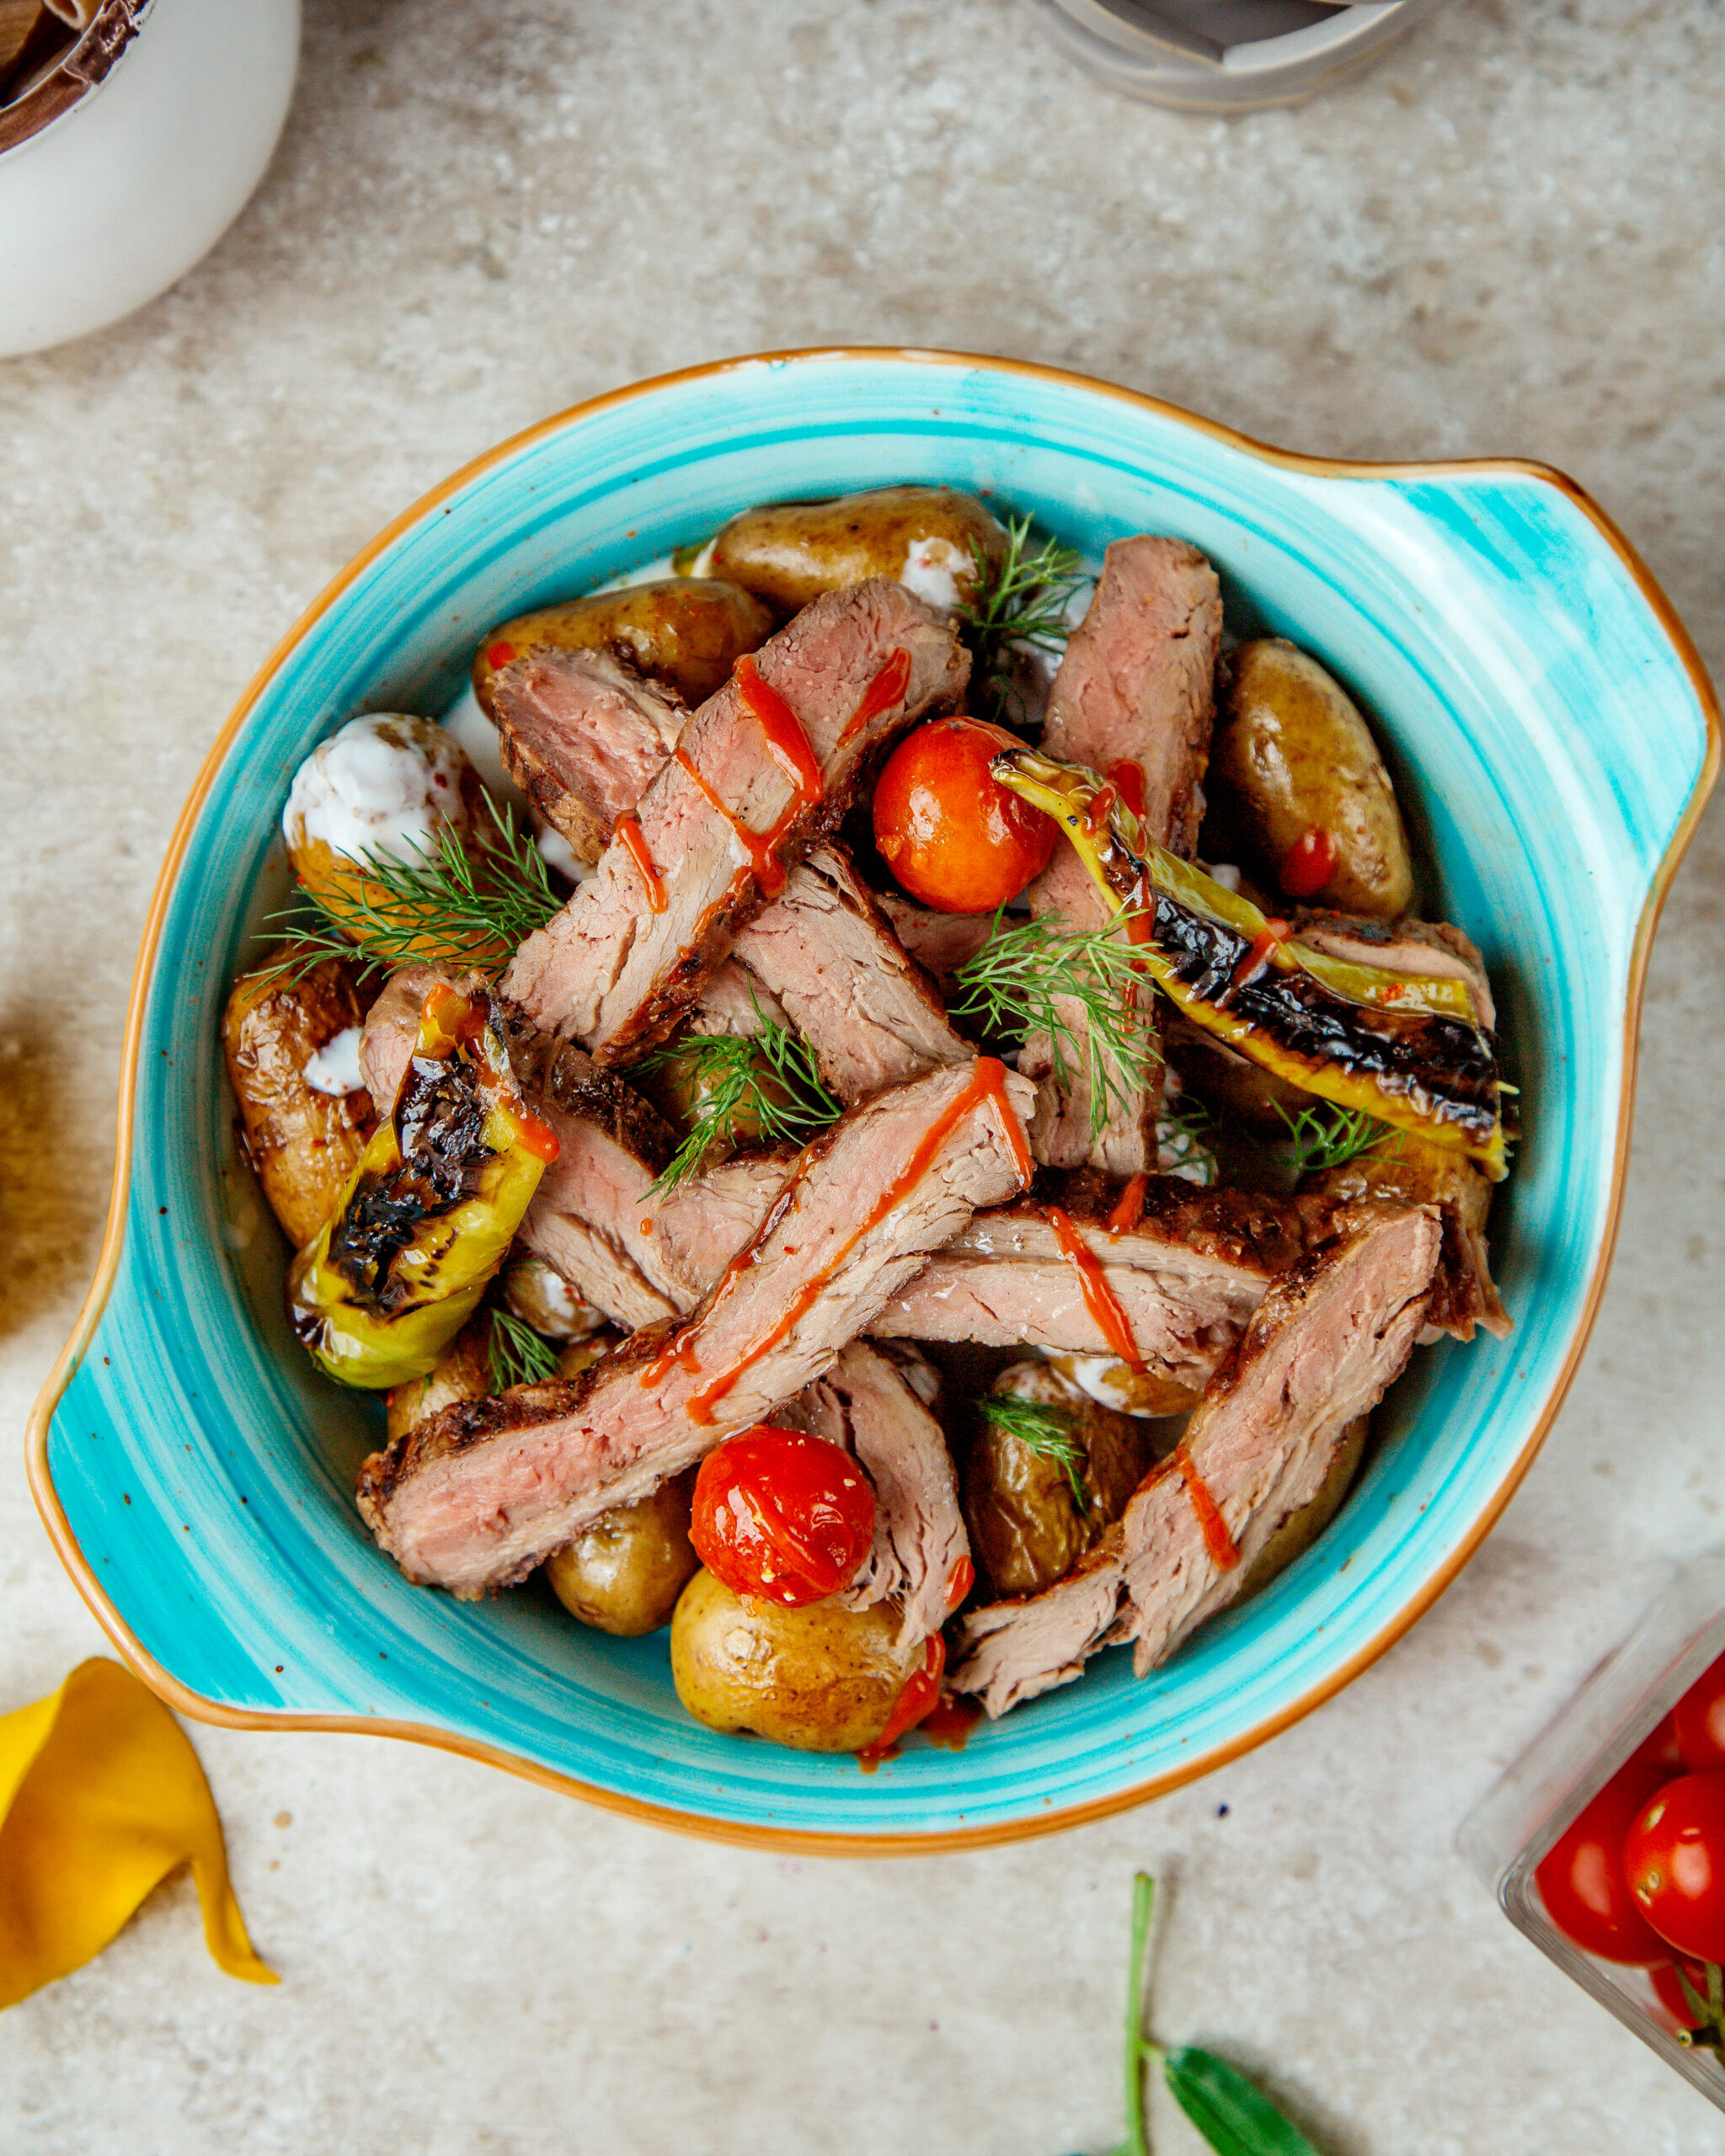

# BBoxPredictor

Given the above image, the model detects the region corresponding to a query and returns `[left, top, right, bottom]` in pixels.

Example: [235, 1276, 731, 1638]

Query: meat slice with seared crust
[730, 842, 969, 1101]
[486, 646, 686, 866]
[950, 1201, 1439, 1716]
[1290, 910, 1498, 1033]
[788, 1341, 968, 1650]
[503, 581, 968, 1065]
[355, 1059, 1033, 1597]
[873, 1175, 1327, 1387]
[877, 894, 995, 1001]
[1020, 536, 1223, 1174]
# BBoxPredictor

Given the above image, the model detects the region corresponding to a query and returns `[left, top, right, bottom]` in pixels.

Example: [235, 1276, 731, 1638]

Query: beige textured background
[3, 3, 1724, 2149]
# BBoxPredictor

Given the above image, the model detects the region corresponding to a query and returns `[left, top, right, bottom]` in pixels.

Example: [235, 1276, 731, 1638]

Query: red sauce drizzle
[1042, 1203, 1146, 1374]
[735, 653, 824, 811]
[839, 647, 912, 747]
[1175, 1444, 1240, 1569]
[857, 1631, 945, 1768]
[945, 1555, 975, 1609]
[1220, 918, 1290, 1006]
[1084, 782, 1119, 841]
[1279, 824, 1338, 899]
[684, 1059, 1031, 1423]
[919, 1694, 982, 1750]
[486, 640, 516, 670]
[1106, 1171, 1148, 1236]
[612, 812, 665, 913]
[1108, 758, 1147, 821]
[673, 744, 789, 899]
[507, 1109, 561, 1163]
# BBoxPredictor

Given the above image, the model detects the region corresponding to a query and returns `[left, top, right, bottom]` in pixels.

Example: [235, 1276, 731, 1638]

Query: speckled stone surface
[3, 3, 1723, 2149]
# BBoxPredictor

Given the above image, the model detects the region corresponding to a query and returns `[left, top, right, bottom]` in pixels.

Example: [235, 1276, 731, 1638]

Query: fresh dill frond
[957, 512, 1086, 723]
[950, 910, 1161, 1139]
[976, 1393, 1089, 1515]
[1274, 1099, 1397, 1178]
[259, 795, 563, 985]
[487, 1304, 561, 1391]
[641, 1016, 841, 1197]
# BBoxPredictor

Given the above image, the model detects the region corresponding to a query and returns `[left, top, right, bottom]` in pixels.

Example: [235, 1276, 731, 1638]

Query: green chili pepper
[991, 745, 1506, 1180]
[286, 982, 554, 1389]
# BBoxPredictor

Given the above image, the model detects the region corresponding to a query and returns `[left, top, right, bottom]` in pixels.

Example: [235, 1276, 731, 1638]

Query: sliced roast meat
[730, 842, 968, 1100]
[877, 895, 996, 1000]
[789, 1341, 968, 1649]
[873, 1174, 1327, 1388]
[355, 1058, 1034, 1597]
[649, 1151, 791, 1311]
[951, 1201, 1440, 1716]
[485, 646, 686, 866]
[503, 580, 968, 1064]
[1311, 1135, 1509, 1343]
[1290, 910, 1497, 1033]
[1021, 536, 1224, 1174]
[690, 958, 788, 1039]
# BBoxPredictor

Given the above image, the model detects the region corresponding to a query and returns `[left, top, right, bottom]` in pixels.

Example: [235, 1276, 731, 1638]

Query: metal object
[1035, 0, 1445, 110]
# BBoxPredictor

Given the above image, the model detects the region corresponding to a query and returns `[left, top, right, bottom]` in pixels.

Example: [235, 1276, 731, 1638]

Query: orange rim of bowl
[25, 347, 1724, 1857]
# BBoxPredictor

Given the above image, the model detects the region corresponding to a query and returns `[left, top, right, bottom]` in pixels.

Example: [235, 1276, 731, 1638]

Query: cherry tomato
[858, 1632, 946, 1762]
[873, 718, 1057, 912]
[1628, 1711, 1685, 1777]
[1627, 1774, 1725, 1963]
[1650, 1957, 1715, 2031]
[1277, 825, 1339, 899]
[1674, 1651, 1725, 1772]
[689, 1426, 875, 1608]
[1535, 1761, 1672, 1964]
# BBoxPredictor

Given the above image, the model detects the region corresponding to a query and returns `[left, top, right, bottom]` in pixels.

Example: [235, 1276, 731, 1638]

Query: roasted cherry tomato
[1626, 1773, 1725, 1963]
[1628, 1711, 1686, 1777]
[858, 1631, 946, 1763]
[1535, 1761, 1672, 1964]
[1674, 1652, 1725, 1772]
[689, 1426, 876, 1608]
[873, 718, 1057, 912]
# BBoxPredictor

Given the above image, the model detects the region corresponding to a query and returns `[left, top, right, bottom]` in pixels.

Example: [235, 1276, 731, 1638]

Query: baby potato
[502, 1254, 605, 1342]
[1232, 1417, 1368, 1605]
[705, 485, 1008, 617]
[473, 579, 773, 711]
[386, 1316, 494, 1444]
[282, 713, 497, 963]
[670, 1569, 919, 1752]
[1210, 640, 1413, 918]
[964, 1364, 1165, 1599]
[545, 1470, 700, 1637]
[223, 950, 376, 1249]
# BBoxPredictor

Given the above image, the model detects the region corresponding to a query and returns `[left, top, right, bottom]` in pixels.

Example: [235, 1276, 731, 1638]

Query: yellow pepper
[287, 982, 557, 1387]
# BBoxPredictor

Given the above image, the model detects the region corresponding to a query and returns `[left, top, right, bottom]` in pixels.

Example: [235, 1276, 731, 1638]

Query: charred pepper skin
[991, 745, 1507, 1179]
[286, 985, 554, 1388]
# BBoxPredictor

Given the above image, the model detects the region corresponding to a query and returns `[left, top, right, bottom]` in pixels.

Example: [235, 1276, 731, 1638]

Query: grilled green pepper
[991, 744, 1507, 1179]
[286, 982, 557, 1387]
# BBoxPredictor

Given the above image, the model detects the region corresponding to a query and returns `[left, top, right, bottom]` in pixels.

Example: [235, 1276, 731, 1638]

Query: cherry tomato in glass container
[690, 1426, 876, 1608]
[1627, 1710, 1686, 1777]
[1674, 1650, 1725, 1772]
[1535, 1761, 1673, 1964]
[1649, 1957, 1714, 2031]
[1626, 1773, 1725, 1964]
[873, 718, 1057, 912]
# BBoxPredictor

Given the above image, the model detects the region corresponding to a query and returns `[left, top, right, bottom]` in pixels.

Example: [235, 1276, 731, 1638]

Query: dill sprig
[977, 1393, 1089, 1515]
[957, 512, 1086, 723]
[1274, 1098, 1397, 1178]
[259, 795, 563, 985]
[487, 1304, 561, 1391]
[950, 910, 1161, 1139]
[641, 1016, 841, 1197]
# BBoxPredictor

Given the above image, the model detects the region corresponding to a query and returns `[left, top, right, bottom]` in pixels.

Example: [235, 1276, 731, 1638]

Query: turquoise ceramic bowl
[33, 351, 1718, 1850]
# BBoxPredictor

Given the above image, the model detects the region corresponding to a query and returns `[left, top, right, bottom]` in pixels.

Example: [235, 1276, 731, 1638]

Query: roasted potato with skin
[386, 1315, 494, 1444]
[473, 579, 773, 712]
[964, 1364, 1167, 1599]
[282, 714, 498, 963]
[705, 485, 1008, 618]
[223, 950, 376, 1249]
[502, 1254, 605, 1342]
[670, 1569, 920, 1751]
[1231, 1417, 1368, 1605]
[1209, 640, 1413, 918]
[545, 1470, 700, 1637]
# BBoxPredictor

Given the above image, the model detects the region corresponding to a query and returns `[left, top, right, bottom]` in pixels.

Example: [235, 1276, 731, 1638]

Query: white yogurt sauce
[302, 1025, 366, 1097]
[900, 534, 969, 613]
[441, 684, 521, 803]
[284, 712, 470, 867]
[1048, 1353, 1146, 1416]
